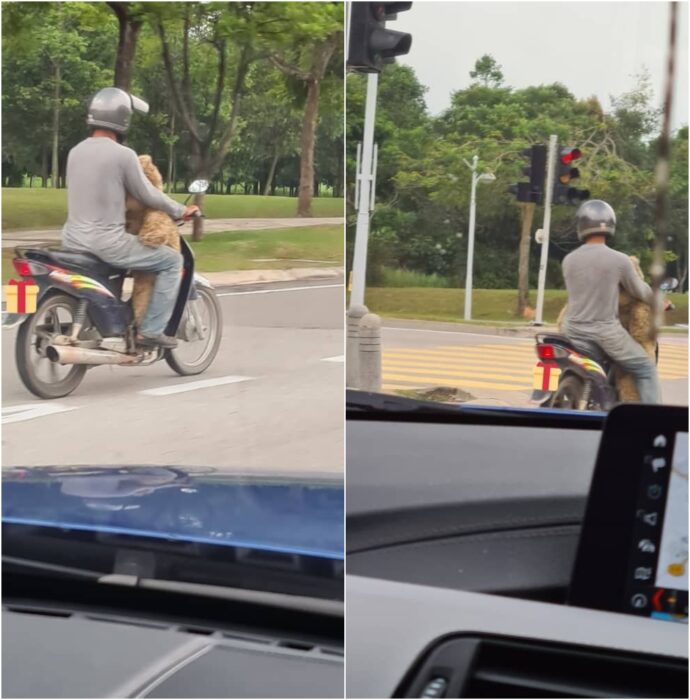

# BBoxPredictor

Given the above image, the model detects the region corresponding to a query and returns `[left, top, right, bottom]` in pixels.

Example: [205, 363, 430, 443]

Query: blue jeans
[64, 231, 182, 336]
[563, 320, 660, 404]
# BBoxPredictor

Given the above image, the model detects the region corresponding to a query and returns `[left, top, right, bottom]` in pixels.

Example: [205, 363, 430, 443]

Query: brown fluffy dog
[125, 155, 180, 326]
[557, 255, 654, 402]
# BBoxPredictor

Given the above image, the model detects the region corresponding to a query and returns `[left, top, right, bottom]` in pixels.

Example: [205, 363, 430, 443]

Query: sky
[392, 1, 689, 130]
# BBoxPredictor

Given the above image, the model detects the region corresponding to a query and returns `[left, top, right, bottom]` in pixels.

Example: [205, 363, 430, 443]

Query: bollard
[358, 312, 382, 392]
[346, 304, 368, 388]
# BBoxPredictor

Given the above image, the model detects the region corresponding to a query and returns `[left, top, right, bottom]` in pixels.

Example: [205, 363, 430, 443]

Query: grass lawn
[2, 225, 343, 283]
[187, 225, 343, 272]
[2, 188, 344, 230]
[363, 287, 689, 326]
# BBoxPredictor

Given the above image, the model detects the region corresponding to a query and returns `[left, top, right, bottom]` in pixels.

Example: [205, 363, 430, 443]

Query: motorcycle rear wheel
[550, 375, 584, 410]
[16, 294, 88, 399]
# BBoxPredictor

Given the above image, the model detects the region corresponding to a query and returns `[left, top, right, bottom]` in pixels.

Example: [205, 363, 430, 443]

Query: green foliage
[347, 62, 689, 292]
[2, 1, 344, 199]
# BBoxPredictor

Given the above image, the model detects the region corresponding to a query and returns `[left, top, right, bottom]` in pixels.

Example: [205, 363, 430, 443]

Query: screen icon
[638, 539, 656, 553]
[634, 566, 653, 581]
[644, 456, 667, 472]
[653, 435, 667, 448]
[647, 484, 663, 500]
[631, 593, 648, 609]
[643, 512, 658, 526]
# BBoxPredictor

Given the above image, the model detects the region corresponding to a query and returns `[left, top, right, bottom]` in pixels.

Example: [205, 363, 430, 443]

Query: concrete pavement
[2, 279, 345, 473]
[2, 217, 345, 249]
[379, 322, 689, 408]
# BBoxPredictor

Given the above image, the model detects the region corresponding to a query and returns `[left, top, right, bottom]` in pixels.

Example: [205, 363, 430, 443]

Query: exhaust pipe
[46, 345, 137, 366]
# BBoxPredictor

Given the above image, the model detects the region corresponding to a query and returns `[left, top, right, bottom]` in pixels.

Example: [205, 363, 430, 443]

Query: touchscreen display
[625, 431, 688, 623]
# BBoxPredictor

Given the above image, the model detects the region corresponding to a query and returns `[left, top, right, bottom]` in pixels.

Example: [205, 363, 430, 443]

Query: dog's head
[138, 155, 164, 190]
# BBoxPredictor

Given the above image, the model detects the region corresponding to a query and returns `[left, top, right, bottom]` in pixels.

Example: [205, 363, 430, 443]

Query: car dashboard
[346, 405, 688, 698]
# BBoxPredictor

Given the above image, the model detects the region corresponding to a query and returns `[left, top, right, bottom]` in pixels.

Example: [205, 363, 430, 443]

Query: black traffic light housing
[508, 145, 546, 204]
[553, 147, 590, 205]
[348, 2, 413, 73]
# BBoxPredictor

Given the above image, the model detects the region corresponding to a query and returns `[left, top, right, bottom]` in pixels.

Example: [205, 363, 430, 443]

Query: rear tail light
[13, 259, 49, 277]
[536, 343, 567, 360]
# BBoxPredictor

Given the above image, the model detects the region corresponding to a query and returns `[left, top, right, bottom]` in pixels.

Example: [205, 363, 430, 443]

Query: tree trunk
[109, 2, 142, 91]
[166, 112, 175, 193]
[264, 151, 280, 197]
[51, 62, 61, 189]
[297, 78, 320, 217]
[335, 145, 344, 197]
[191, 191, 205, 241]
[517, 202, 536, 315]
[41, 146, 48, 187]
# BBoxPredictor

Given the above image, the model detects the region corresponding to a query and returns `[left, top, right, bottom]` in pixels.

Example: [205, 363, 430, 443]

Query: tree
[108, 1, 143, 91]
[469, 54, 504, 88]
[155, 2, 255, 239]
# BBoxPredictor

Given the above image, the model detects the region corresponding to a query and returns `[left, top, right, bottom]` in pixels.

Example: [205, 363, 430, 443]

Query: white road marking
[322, 355, 344, 363]
[217, 284, 342, 297]
[2, 403, 79, 425]
[139, 375, 253, 396]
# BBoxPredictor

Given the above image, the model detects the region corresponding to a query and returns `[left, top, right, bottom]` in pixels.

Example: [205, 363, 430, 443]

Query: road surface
[3, 279, 344, 473]
[379, 322, 689, 407]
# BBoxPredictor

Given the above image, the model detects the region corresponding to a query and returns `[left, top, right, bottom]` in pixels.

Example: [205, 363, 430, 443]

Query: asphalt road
[2, 279, 344, 473]
[379, 321, 689, 408]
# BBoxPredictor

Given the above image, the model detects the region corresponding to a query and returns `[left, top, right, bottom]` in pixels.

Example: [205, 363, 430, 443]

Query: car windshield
[2, 0, 345, 602]
[346, 1, 688, 414]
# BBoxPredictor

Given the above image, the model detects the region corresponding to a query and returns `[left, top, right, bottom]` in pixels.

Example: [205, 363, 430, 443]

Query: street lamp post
[463, 156, 495, 321]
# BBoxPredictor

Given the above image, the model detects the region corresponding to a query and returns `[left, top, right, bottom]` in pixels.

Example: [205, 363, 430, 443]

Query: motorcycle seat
[47, 249, 124, 278]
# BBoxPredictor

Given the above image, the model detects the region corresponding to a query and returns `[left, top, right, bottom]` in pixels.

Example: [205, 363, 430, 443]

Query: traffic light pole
[534, 134, 557, 326]
[350, 72, 379, 309]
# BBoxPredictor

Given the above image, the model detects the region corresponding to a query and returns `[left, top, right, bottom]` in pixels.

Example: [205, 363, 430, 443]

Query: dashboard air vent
[398, 635, 688, 698]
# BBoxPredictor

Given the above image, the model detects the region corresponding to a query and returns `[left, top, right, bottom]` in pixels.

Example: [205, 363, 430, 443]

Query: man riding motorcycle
[61, 87, 198, 349]
[561, 200, 660, 405]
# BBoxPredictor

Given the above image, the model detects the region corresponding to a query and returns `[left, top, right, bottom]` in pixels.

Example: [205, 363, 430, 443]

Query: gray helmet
[576, 199, 616, 241]
[86, 87, 149, 134]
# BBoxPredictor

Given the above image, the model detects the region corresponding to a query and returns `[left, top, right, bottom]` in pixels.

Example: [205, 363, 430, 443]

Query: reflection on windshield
[3, 467, 344, 559]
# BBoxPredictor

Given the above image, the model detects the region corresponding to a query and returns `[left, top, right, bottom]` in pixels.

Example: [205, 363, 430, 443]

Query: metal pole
[464, 155, 478, 321]
[350, 72, 379, 309]
[534, 135, 558, 325]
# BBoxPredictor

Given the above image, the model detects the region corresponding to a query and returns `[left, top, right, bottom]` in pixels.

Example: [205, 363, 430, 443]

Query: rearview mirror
[660, 277, 679, 292]
[188, 179, 209, 194]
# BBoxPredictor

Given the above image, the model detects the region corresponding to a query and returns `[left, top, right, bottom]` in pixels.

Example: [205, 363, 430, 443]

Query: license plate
[533, 362, 561, 391]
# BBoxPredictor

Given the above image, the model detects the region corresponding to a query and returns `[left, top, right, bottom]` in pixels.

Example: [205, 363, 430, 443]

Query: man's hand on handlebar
[182, 205, 201, 220]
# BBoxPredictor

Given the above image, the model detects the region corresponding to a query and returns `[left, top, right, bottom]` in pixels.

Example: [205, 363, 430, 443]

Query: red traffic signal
[559, 148, 582, 165]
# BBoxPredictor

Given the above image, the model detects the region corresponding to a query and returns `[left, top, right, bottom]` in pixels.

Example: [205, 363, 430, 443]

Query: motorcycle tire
[165, 286, 223, 376]
[16, 293, 87, 399]
[550, 375, 585, 410]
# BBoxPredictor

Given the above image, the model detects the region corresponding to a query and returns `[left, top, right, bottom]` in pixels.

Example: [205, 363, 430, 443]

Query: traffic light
[347, 2, 413, 73]
[553, 147, 590, 205]
[508, 145, 546, 204]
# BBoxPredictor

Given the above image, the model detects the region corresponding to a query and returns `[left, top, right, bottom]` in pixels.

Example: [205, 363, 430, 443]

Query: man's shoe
[137, 334, 178, 349]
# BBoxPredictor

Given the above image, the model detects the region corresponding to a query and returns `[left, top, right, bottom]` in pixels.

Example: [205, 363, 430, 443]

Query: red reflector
[537, 344, 555, 360]
[13, 259, 33, 277]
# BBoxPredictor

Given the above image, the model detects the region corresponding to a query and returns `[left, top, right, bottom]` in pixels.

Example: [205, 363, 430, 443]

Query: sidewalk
[1, 217, 345, 249]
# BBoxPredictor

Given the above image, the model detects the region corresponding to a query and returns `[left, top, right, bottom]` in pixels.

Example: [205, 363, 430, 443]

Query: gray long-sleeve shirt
[61, 137, 185, 250]
[562, 243, 654, 324]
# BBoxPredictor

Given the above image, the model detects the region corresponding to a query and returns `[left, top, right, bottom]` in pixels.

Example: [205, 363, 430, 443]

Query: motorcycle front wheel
[165, 286, 222, 376]
[16, 293, 88, 399]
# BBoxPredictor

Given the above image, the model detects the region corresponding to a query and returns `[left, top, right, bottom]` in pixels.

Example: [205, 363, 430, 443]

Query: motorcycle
[530, 278, 679, 411]
[4, 179, 222, 399]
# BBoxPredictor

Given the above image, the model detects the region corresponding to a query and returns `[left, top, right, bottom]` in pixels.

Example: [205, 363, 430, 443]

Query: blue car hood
[2, 466, 343, 560]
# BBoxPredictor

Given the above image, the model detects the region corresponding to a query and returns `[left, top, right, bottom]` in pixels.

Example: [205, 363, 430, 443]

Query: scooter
[530, 278, 679, 411]
[4, 180, 222, 399]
